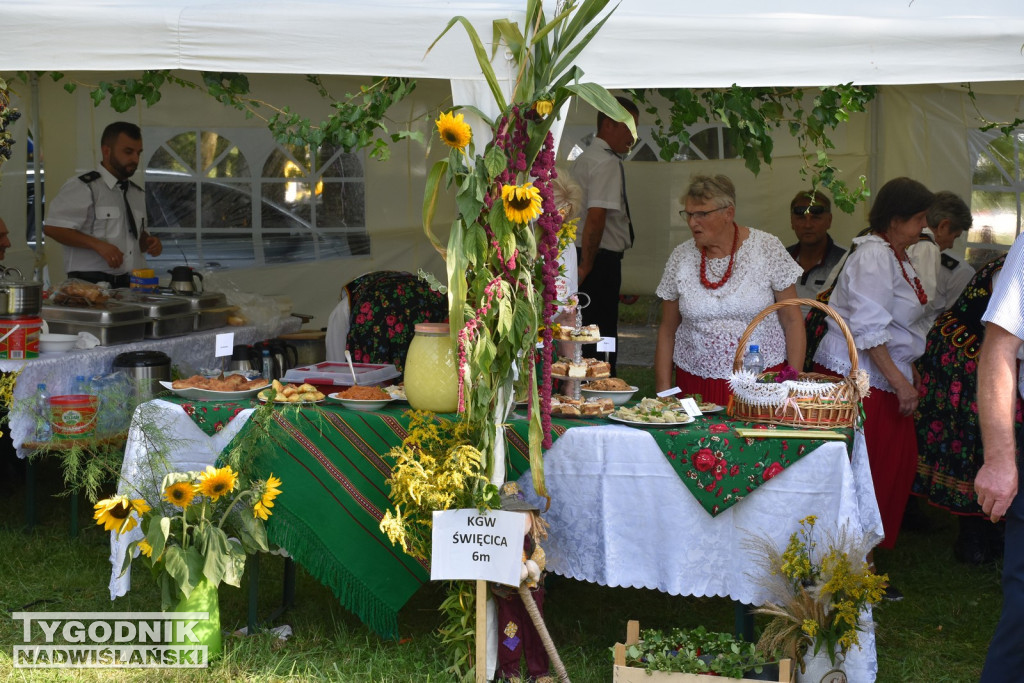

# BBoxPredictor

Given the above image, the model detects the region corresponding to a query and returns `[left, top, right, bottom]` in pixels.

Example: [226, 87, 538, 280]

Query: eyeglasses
[679, 206, 728, 221]
[792, 205, 829, 216]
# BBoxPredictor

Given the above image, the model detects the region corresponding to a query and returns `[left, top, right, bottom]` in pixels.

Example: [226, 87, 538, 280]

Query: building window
[144, 129, 368, 270]
[967, 128, 1024, 268]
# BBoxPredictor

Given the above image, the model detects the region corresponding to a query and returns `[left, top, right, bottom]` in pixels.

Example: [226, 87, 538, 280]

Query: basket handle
[731, 298, 858, 374]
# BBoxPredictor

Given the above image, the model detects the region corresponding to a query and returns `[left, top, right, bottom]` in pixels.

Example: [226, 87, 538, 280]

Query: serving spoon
[344, 349, 359, 385]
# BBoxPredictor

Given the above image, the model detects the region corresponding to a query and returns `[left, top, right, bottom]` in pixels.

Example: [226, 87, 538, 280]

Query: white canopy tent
[2, 1, 1024, 322]
[3, 0, 1023, 86]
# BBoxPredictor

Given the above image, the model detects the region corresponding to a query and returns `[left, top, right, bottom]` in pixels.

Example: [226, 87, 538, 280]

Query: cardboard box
[613, 620, 794, 683]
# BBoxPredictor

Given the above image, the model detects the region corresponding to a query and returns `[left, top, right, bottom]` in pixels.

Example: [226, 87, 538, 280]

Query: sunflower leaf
[483, 145, 508, 182]
[200, 526, 232, 588]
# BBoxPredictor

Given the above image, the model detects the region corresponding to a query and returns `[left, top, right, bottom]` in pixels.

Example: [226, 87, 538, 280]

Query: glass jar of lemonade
[404, 323, 460, 413]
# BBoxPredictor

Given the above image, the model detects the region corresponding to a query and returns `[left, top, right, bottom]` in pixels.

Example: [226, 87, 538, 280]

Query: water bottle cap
[37, 383, 46, 390]
[748, 344, 759, 352]
[76, 375, 86, 380]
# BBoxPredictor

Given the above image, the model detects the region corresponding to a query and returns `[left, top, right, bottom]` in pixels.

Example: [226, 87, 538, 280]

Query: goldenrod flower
[501, 183, 543, 224]
[436, 111, 472, 150]
[93, 495, 151, 535]
[163, 482, 195, 509]
[138, 539, 154, 558]
[197, 465, 238, 502]
[534, 99, 554, 117]
[253, 474, 282, 520]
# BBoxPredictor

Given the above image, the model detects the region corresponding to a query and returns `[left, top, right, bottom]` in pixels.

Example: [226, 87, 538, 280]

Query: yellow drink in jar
[404, 323, 460, 413]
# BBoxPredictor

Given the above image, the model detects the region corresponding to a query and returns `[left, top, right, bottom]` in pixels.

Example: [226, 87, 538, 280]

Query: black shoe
[883, 585, 904, 602]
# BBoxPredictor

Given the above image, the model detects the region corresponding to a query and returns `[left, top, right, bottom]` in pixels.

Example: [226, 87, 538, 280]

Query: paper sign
[596, 336, 616, 352]
[679, 397, 702, 417]
[657, 386, 682, 398]
[431, 509, 526, 586]
[214, 332, 235, 357]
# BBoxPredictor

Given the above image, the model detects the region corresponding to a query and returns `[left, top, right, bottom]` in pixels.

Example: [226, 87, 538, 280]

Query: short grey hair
[927, 191, 972, 234]
[682, 174, 736, 209]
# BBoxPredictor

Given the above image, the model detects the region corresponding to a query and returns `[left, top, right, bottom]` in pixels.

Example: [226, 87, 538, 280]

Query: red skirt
[674, 362, 787, 407]
[814, 363, 916, 550]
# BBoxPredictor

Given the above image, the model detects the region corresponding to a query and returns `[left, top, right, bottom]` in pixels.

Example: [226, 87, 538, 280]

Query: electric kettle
[168, 266, 204, 294]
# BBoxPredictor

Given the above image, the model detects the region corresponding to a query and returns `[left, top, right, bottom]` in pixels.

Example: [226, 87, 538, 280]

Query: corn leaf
[428, 16, 507, 111]
[422, 159, 450, 258]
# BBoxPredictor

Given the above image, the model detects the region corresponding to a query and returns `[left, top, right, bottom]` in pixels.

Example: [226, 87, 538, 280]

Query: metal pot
[0, 267, 43, 318]
[277, 331, 327, 367]
[112, 350, 172, 400]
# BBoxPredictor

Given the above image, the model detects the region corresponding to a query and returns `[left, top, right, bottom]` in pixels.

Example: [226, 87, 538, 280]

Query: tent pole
[29, 73, 48, 286]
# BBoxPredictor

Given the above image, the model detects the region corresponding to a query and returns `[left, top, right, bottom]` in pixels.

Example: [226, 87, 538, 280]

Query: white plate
[700, 404, 725, 414]
[607, 413, 695, 428]
[327, 393, 395, 412]
[159, 380, 270, 401]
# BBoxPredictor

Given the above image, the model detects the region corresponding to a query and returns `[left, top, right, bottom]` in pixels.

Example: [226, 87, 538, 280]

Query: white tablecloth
[0, 318, 298, 457]
[517, 424, 883, 682]
[108, 399, 255, 599]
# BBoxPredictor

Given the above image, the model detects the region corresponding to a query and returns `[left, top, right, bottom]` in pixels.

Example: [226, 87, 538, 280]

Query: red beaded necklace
[700, 222, 739, 290]
[880, 233, 928, 305]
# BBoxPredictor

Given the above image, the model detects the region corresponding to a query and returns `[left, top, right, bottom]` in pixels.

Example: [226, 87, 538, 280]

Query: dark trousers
[67, 271, 130, 289]
[495, 587, 549, 680]
[579, 249, 622, 374]
[981, 478, 1024, 682]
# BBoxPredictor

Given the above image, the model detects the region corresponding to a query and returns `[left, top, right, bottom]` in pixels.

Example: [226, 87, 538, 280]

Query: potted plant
[612, 621, 792, 682]
[94, 465, 282, 657]
[748, 515, 888, 682]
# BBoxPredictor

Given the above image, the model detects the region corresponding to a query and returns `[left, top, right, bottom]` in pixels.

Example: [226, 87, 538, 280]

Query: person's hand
[94, 242, 125, 269]
[142, 234, 163, 257]
[976, 460, 1018, 522]
[894, 379, 919, 416]
[912, 365, 922, 394]
[577, 264, 591, 285]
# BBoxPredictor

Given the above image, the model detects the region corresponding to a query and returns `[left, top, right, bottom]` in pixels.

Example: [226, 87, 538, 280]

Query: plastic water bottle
[742, 344, 764, 376]
[73, 375, 90, 396]
[34, 383, 51, 442]
[261, 349, 274, 380]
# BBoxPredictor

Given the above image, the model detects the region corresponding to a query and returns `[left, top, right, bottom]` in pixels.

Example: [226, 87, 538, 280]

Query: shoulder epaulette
[940, 253, 960, 271]
[78, 171, 101, 183]
[918, 231, 936, 244]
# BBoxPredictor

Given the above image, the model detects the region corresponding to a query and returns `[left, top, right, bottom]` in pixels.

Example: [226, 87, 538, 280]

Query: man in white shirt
[572, 96, 639, 373]
[976, 232, 1024, 682]
[44, 121, 162, 288]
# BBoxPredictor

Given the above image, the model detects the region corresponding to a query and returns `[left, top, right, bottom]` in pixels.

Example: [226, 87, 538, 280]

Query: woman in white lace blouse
[813, 177, 935, 557]
[654, 174, 805, 405]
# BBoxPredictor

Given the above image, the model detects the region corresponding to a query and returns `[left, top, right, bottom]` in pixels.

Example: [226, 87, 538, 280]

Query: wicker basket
[728, 298, 862, 428]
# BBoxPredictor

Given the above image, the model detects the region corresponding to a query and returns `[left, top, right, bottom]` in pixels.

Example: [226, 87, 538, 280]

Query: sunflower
[436, 111, 471, 150]
[253, 474, 283, 520]
[93, 495, 151, 535]
[501, 183, 543, 224]
[197, 465, 238, 502]
[534, 99, 554, 117]
[163, 481, 195, 509]
[137, 538, 154, 558]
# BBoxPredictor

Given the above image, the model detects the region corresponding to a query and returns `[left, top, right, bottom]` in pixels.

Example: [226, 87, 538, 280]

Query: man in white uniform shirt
[44, 121, 162, 288]
[572, 96, 639, 373]
[907, 191, 972, 334]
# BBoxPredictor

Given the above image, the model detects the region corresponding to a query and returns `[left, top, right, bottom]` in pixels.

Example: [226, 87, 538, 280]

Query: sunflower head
[163, 482, 195, 509]
[534, 99, 554, 117]
[137, 538, 154, 558]
[197, 465, 238, 502]
[501, 183, 543, 224]
[253, 474, 283, 520]
[93, 495, 151, 535]
[436, 111, 472, 151]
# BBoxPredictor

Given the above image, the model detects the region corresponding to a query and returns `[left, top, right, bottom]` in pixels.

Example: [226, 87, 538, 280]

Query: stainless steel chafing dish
[109, 290, 197, 338]
[144, 290, 230, 331]
[42, 302, 147, 324]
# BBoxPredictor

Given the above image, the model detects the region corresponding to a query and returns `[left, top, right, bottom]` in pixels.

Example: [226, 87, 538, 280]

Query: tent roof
[2, 0, 1024, 87]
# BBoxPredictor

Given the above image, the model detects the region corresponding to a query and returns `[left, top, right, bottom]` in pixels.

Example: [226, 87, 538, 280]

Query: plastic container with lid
[404, 322, 459, 413]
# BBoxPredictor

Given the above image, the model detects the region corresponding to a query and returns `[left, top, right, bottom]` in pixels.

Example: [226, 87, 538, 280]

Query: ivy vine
[25, 70, 422, 161]
[633, 84, 877, 213]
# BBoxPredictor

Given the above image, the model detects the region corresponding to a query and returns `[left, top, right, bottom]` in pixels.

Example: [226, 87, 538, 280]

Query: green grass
[0, 451, 1001, 681]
